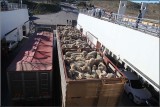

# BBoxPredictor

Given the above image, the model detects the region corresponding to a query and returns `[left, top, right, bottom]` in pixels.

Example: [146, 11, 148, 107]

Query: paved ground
[34, 10, 79, 25]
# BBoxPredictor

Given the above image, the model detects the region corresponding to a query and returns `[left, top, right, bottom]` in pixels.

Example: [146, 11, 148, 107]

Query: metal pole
[21, 0, 22, 8]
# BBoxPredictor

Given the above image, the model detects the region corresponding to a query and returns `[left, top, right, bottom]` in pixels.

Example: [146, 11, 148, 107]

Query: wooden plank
[97, 83, 124, 107]
[97, 96, 120, 107]
[57, 29, 68, 107]
[66, 97, 98, 107]
[66, 81, 100, 97]
[99, 83, 124, 96]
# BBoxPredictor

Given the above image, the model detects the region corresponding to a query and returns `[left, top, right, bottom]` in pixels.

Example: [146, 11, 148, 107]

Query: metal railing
[1, 3, 27, 11]
[79, 9, 160, 37]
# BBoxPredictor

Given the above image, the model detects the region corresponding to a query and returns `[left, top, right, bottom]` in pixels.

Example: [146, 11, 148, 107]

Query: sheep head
[70, 63, 76, 70]
[98, 62, 106, 71]
[82, 51, 87, 57]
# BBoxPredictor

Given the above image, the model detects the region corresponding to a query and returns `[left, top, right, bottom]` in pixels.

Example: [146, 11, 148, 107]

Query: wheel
[128, 93, 134, 101]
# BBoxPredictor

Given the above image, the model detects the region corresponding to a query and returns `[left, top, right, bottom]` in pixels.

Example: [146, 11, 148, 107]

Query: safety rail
[1, 3, 27, 11]
[79, 9, 160, 37]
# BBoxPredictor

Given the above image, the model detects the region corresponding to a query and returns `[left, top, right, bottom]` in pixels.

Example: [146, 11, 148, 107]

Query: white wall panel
[0, 9, 29, 39]
[77, 14, 159, 90]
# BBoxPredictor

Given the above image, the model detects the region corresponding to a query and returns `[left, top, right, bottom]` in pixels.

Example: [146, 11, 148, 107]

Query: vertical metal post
[140, 2, 147, 18]
[36, 72, 39, 98]
[118, 0, 127, 23]
[7, 72, 11, 101]
[22, 72, 25, 98]
[21, 0, 22, 8]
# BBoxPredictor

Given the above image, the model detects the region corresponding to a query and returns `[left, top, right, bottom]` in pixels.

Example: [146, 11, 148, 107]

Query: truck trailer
[57, 25, 127, 107]
[7, 28, 53, 101]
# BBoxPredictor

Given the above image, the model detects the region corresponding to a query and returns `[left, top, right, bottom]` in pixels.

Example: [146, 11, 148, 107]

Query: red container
[7, 31, 53, 101]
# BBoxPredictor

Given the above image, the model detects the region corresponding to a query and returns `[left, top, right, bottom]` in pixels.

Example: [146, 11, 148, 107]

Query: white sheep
[70, 63, 76, 70]
[82, 51, 88, 57]
[98, 62, 106, 71]
[80, 64, 91, 73]
[65, 51, 73, 57]
[75, 71, 84, 80]
[96, 69, 107, 79]
[106, 73, 116, 78]
[86, 55, 95, 60]
[92, 65, 97, 74]
[88, 51, 97, 58]
[85, 58, 95, 68]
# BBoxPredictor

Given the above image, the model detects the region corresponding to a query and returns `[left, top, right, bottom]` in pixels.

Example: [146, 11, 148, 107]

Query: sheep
[96, 69, 101, 76]
[69, 63, 86, 80]
[70, 43, 76, 48]
[70, 55, 76, 61]
[62, 40, 69, 44]
[62, 39, 75, 44]
[63, 36, 70, 40]
[84, 65, 98, 78]
[76, 71, 85, 79]
[101, 70, 107, 76]
[85, 58, 95, 68]
[69, 70, 79, 80]
[77, 48, 82, 52]
[84, 73, 93, 79]
[96, 52, 102, 59]
[91, 73, 98, 78]
[96, 69, 107, 79]
[75, 39, 82, 43]
[106, 73, 116, 78]
[62, 39, 76, 44]
[62, 30, 69, 36]
[75, 55, 85, 61]
[76, 44, 83, 48]
[76, 66, 82, 72]
[62, 43, 76, 49]
[86, 55, 95, 60]
[70, 63, 76, 70]
[91, 65, 97, 74]
[94, 58, 103, 66]
[65, 56, 75, 64]
[81, 43, 89, 48]
[82, 51, 88, 57]
[98, 62, 106, 71]
[85, 51, 98, 60]
[75, 61, 85, 67]
[62, 44, 76, 49]
[62, 44, 67, 48]
[69, 64, 78, 80]
[80, 64, 91, 73]
[65, 51, 73, 57]
[88, 51, 97, 58]
[98, 66, 103, 71]
[71, 52, 83, 56]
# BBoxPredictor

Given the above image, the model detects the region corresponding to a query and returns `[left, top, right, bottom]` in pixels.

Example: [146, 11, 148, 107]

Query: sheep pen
[57, 25, 127, 107]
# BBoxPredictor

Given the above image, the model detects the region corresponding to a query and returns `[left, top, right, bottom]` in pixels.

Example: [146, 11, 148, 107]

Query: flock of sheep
[57, 26, 116, 80]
